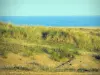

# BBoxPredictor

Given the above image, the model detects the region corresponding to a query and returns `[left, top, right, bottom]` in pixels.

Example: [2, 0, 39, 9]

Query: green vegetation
[0, 22, 100, 73]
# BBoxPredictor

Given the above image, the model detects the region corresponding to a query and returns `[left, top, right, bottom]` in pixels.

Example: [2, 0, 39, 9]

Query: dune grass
[0, 22, 100, 73]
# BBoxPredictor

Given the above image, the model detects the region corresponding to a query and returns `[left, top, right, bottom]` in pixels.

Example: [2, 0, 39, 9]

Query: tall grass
[0, 22, 100, 61]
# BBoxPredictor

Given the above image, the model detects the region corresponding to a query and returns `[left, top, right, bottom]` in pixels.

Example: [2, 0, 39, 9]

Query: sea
[0, 16, 100, 27]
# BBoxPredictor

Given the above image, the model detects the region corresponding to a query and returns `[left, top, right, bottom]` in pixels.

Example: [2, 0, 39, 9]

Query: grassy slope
[0, 22, 100, 72]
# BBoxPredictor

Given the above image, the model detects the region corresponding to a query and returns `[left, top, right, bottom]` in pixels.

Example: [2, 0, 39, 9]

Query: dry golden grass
[0, 53, 32, 66]
[34, 53, 60, 67]
[59, 51, 100, 70]
[0, 71, 100, 75]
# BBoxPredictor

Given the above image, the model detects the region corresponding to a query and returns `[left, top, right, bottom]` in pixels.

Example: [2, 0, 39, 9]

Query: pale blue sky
[0, 0, 100, 16]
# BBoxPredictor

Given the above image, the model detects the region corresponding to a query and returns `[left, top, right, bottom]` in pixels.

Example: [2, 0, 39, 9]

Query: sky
[0, 0, 100, 16]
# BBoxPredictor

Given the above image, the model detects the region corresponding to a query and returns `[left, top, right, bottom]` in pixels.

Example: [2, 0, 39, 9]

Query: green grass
[0, 22, 100, 72]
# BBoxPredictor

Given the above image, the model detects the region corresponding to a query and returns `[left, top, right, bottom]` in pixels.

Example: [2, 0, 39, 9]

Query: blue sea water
[0, 16, 100, 27]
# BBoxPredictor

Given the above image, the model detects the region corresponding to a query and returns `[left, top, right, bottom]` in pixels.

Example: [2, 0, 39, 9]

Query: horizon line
[0, 15, 100, 17]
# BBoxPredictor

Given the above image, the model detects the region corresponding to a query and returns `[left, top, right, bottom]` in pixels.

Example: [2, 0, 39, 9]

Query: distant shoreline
[0, 21, 100, 29]
[47, 26, 100, 28]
